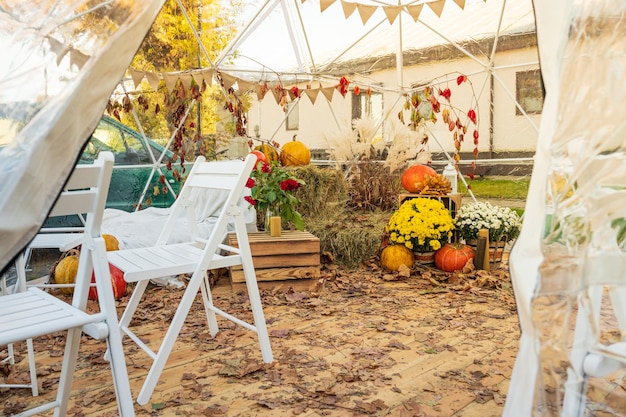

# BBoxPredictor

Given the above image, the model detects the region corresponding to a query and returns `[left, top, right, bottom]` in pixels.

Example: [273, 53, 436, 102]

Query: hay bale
[290, 165, 349, 218]
[305, 209, 390, 268]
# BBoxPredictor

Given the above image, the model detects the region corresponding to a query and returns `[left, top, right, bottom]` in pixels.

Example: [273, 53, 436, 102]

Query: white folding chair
[107, 154, 273, 405]
[0, 152, 135, 417]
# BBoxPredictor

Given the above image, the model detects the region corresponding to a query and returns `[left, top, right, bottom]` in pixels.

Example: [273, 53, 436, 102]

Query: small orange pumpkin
[102, 234, 119, 251]
[434, 243, 475, 272]
[50, 249, 80, 294]
[280, 135, 310, 166]
[401, 164, 437, 193]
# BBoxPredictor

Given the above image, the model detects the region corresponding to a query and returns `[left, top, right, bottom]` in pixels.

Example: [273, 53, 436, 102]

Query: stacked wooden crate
[226, 230, 320, 284]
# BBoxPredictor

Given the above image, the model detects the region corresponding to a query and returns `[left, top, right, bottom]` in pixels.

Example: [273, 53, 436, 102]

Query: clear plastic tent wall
[0, 1, 165, 272]
[506, 0, 626, 416]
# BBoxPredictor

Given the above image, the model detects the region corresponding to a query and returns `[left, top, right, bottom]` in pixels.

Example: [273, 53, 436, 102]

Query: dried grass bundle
[383, 118, 432, 173]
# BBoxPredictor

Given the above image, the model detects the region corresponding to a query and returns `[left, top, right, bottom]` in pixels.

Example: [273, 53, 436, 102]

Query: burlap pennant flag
[48, 37, 68, 65]
[320, 0, 336, 12]
[304, 87, 320, 105]
[129, 68, 145, 90]
[70, 48, 89, 69]
[382, 5, 402, 24]
[356, 4, 378, 25]
[341, 0, 357, 19]
[220, 72, 237, 90]
[453, 0, 466, 9]
[271, 84, 284, 105]
[146, 72, 161, 91]
[201, 69, 213, 87]
[405, 4, 424, 22]
[321, 86, 335, 101]
[426, 0, 446, 17]
[163, 73, 179, 93]
[179, 73, 194, 92]
[255, 82, 269, 100]
[237, 79, 253, 92]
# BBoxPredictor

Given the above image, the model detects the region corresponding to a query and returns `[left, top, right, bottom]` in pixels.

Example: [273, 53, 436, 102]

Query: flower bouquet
[455, 201, 521, 244]
[244, 161, 305, 231]
[385, 198, 455, 253]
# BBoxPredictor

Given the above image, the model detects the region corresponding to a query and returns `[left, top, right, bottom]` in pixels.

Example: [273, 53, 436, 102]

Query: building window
[286, 101, 299, 130]
[351, 90, 383, 121]
[516, 69, 544, 115]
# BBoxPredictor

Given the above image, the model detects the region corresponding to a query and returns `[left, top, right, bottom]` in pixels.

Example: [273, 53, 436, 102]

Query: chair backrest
[50, 152, 114, 237]
[155, 155, 256, 246]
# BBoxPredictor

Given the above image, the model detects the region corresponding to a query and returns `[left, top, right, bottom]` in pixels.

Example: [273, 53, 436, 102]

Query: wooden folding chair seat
[107, 154, 273, 405]
[0, 152, 135, 417]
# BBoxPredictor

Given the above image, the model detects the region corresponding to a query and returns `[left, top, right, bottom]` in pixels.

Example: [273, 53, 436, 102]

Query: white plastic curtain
[0, 1, 165, 272]
[506, 0, 626, 415]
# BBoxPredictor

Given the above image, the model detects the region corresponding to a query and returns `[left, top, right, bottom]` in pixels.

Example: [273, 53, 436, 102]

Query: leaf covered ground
[1, 257, 520, 417]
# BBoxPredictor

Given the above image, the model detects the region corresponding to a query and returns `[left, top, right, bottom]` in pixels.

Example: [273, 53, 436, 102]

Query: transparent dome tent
[1, 1, 625, 415]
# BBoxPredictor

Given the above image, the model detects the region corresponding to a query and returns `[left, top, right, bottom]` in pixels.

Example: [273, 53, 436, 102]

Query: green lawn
[460, 176, 530, 200]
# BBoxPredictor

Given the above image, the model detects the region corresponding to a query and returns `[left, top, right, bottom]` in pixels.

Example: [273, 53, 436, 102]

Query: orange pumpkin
[401, 164, 437, 193]
[102, 234, 119, 251]
[88, 264, 127, 301]
[280, 135, 310, 166]
[434, 243, 475, 272]
[254, 143, 279, 163]
[249, 150, 267, 170]
[50, 250, 80, 294]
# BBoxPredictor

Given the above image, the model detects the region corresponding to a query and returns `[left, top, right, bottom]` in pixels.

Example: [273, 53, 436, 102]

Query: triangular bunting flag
[146, 72, 161, 91]
[356, 4, 378, 25]
[255, 82, 269, 101]
[426, 0, 445, 17]
[47, 36, 69, 65]
[237, 79, 253, 92]
[453, 0, 466, 9]
[69, 48, 89, 69]
[163, 73, 179, 93]
[321, 86, 335, 101]
[405, 4, 424, 22]
[382, 5, 402, 24]
[201, 69, 213, 87]
[320, 0, 336, 12]
[129, 68, 145, 90]
[179, 73, 194, 92]
[340, 0, 357, 19]
[271, 84, 284, 105]
[220, 72, 237, 89]
[304, 88, 319, 105]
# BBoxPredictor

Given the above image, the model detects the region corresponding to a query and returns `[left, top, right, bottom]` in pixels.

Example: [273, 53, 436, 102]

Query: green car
[46, 116, 189, 227]
[80, 115, 188, 212]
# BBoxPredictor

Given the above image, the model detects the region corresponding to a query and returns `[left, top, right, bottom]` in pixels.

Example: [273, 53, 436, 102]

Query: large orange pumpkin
[50, 250, 80, 294]
[88, 264, 127, 301]
[401, 164, 437, 193]
[434, 243, 475, 272]
[280, 135, 311, 166]
[254, 143, 279, 163]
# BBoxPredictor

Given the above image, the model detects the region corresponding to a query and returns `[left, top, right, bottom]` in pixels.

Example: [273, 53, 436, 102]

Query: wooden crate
[226, 230, 320, 284]
[398, 193, 462, 219]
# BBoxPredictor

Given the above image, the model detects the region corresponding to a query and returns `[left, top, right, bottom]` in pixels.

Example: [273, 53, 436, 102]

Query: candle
[270, 216, 282, 237]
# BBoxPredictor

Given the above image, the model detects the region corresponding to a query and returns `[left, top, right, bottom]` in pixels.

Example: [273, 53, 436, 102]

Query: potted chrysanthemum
[385, 198, 455, 263]
[455, 201, 522, 244]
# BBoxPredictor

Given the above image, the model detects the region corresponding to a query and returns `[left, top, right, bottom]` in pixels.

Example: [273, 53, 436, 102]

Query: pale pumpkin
[380, 244, 414, 272]
[280, 135, 311, 166]
[50, 250, 80, 294]
[102, 234, 119, 251]
[401, 164, 437, 193]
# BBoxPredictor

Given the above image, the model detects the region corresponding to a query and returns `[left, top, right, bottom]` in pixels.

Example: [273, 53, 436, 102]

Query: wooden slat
[230, 252, 319, 269]
[229, 265, 320, 283]
[227, 231, 320, 256]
